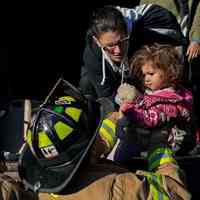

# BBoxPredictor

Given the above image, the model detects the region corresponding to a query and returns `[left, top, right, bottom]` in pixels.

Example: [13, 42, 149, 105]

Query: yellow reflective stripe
[149, 157, 176, 171]
[54, 121, 73, 140]
[149, 180, 169, 200]
[103, 119, 116, 133]
[149, 183, 170, 200]
[26, 129, 32, 146]
[148, 148, 176, 171]
[100, 127, 115, 148]
[148, 148, 173, 162]
[65, 107, 82, 122]
[163, 193, 170, 200]
[150, 183, 159, 199]
[144, 172, 170, 200]
[38, 131, 52, 148]
[160, 157, 176, 165]
[151, 175, 169, 200]
[101, 121, 116, 139]
[99, 118, 117, 148]
[149, 156, 177, 171]
[50, 193, 59, 199]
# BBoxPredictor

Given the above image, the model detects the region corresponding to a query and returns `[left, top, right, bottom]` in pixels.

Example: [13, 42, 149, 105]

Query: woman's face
[96, 31, 129, 63]
[142, 61, 166, 91]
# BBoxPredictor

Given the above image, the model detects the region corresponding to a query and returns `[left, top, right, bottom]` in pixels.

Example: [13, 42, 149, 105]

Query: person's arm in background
[187, 2, 200, 61]
[117, 4, 185, 46]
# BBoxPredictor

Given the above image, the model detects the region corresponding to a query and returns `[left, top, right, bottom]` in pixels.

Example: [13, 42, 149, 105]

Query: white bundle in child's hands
[115, 83, 141, 105]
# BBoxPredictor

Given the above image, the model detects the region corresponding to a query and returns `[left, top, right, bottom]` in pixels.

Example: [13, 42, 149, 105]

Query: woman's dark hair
[129, 43, 184, 90]
[89, 6, 127, 38]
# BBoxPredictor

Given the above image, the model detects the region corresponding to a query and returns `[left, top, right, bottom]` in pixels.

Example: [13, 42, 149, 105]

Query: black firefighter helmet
[18, 80, 101, 194]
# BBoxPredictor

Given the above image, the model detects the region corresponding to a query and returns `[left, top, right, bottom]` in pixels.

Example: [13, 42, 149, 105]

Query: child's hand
[115, 83, 140, 105]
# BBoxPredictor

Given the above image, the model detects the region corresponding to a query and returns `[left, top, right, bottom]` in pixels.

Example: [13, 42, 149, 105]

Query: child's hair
[129, 43, 184, 90]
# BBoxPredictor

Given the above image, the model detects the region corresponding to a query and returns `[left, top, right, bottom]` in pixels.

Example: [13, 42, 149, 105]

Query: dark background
[7, 1, 140, 101]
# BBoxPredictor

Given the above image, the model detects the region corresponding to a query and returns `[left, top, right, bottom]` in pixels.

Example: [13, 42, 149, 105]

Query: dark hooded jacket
[80, 37, 127, 100]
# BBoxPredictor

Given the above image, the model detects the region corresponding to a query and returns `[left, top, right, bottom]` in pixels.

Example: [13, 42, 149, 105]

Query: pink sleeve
[120, 102, 162, 128]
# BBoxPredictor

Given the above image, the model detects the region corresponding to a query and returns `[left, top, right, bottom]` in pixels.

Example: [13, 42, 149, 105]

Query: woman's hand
[186, 41, 200, 61]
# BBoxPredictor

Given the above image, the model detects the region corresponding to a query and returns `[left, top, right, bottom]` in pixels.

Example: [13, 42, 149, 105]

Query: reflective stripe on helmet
[37, 131, 53, 148]
[54, 121, 73, 140]
[27, 129, 53, 148]
[65, 107, 82, 122]
[99, 118, 117, 148]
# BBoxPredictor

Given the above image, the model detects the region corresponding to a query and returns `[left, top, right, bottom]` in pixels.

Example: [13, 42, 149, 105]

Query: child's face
[141, 61, 165, 91]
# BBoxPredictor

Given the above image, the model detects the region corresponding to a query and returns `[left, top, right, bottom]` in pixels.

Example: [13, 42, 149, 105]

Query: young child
[98, 43, 193, 163]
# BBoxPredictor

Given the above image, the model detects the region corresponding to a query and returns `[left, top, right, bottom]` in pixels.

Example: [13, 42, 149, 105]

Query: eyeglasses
[102, 36, 129, 53]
